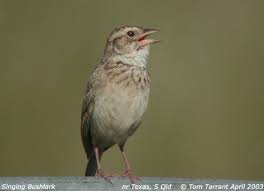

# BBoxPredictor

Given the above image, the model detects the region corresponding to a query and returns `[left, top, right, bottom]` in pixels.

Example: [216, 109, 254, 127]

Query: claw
[96, 169, 112, 184]
[121, 169, 141, 183]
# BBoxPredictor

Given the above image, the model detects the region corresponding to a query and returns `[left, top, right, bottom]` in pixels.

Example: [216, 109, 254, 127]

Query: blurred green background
[1, 0, 264, 180]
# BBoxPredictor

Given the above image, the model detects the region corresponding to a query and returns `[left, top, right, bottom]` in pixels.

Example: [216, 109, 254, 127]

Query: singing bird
[81, 26, 159, 182]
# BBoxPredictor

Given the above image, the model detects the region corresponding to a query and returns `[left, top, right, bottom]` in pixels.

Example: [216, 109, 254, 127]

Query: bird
[81, 26, 159, 183]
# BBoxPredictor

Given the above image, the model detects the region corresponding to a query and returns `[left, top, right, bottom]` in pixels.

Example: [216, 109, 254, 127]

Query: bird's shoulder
[86, 61, 131, 86]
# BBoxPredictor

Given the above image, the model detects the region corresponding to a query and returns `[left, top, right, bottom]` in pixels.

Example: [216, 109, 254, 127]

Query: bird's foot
[121, 169, 141, 183]
[107, 172, 120, 178]
[96, 169, 112, 184]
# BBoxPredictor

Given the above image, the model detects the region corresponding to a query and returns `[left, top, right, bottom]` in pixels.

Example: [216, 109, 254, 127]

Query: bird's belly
[91, 85, 149, 148]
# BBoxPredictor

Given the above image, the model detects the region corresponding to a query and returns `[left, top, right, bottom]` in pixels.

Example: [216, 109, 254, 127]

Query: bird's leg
[94, 147, 112, 183]
[119, 145, 141, 183]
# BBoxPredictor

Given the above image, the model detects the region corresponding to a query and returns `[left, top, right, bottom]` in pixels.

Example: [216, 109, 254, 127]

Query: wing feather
[81, 81, 95, 158]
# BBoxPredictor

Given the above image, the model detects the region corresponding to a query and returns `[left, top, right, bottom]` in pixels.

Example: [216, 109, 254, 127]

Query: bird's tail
[85, 154, 97, 176]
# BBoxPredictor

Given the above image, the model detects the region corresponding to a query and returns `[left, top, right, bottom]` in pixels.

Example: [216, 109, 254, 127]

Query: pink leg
[119, 146, 141, 183]
[94, 147, 112, 183]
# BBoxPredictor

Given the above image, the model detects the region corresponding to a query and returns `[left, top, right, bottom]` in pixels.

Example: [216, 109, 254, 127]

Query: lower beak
[137, 28, 160, 47]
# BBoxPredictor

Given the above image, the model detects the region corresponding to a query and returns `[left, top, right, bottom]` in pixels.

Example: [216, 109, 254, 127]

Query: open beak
[137, 28, 160, 48]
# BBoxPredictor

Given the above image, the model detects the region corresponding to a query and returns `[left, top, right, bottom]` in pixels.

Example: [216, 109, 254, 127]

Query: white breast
[91, 83, 150, 147]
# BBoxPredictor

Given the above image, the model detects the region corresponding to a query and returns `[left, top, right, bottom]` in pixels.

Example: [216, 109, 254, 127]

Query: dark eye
[127, 31, 135, 37]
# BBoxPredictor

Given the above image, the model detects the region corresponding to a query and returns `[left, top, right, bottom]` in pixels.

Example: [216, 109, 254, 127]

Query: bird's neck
[106, 46, 150, 69]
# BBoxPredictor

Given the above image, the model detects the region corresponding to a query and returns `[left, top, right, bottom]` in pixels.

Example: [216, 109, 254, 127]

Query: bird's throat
[115, 46, 150, 68]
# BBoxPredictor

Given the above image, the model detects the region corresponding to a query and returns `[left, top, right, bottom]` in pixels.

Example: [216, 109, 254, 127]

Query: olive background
[1, 1, 264, 180]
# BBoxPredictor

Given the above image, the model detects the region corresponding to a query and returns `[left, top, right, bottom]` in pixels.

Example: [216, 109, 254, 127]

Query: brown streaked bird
[81, 26, 159, 183]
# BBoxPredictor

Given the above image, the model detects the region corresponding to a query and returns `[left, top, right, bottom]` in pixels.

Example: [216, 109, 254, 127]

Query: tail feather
[85, 154, 97, 176]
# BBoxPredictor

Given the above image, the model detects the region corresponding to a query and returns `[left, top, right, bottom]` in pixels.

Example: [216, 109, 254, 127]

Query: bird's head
[103, 26, 159, 66]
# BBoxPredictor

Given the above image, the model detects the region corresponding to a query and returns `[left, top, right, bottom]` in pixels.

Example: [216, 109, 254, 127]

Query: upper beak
[137, 28, 160, 47]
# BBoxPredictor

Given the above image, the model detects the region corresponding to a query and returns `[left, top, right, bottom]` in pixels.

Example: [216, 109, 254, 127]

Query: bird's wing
[81, 81, 95, 159]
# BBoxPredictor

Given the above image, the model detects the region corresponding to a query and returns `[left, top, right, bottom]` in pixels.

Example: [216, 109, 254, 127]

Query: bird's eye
[127, 31, 135, 37]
